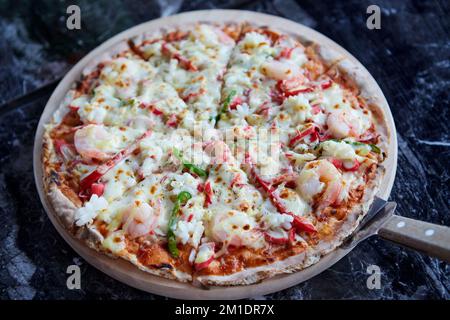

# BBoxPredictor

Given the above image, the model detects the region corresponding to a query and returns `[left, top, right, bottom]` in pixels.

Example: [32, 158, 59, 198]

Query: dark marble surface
[0, 0, 448, 300]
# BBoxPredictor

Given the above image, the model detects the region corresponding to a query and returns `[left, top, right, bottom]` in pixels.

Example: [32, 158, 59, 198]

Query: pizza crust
[47, 185, 77, 228]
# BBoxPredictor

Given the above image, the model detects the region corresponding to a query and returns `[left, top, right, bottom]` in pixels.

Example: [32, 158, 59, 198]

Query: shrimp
[326, 109, 366, 139]
[74, 124, 113, 161]
[261, 60, 301, 81]
[296, 159, 343, 212]
[122, 202, 157, 238]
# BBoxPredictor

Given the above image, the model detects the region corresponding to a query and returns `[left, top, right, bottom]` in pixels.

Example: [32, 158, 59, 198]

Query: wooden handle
[379, 215, 450, 263]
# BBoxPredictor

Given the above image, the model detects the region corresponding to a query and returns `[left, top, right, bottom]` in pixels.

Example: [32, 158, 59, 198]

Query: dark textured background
[0, 0, 448, 300]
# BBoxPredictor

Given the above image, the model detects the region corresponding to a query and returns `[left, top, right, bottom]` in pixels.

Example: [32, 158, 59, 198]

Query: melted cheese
[99, 57, 156, 99]
[173, 220, 204, 247]
[274, 186, 310, 217]
[102, 230, 126, 254]
[261, 199, 294, 230]
[281, 95, 312, 124]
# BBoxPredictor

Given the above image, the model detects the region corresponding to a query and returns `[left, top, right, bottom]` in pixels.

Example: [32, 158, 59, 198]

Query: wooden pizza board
[33, 10, 398, 300]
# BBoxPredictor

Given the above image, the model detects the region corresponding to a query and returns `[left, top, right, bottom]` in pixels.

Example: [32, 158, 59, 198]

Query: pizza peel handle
[379, 215, 450, 263]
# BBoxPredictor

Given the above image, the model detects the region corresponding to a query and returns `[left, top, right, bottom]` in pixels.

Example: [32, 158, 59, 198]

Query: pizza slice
[129, 23, 238, 131]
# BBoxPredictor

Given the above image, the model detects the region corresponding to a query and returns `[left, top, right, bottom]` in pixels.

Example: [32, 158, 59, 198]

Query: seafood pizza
[42, 23, 389, 286]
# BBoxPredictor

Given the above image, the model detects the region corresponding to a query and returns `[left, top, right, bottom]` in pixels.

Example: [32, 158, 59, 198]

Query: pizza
[42, 22, 389, 286]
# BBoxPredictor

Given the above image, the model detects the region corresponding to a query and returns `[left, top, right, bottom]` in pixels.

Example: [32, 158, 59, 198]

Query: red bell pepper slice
[290, 215, 317, 233]
[230, 173, 244, 188]
[285, 86, 314, 97]
[54, 139, 73, 157]
[79, 170, 103, 191]
[68, 105, 79, 112]
[166, 114, 178, 127]
[228, 97, 243, 110]
[138, 102, 164, 117]
[182, 90, 201, 102]
[320, 79, 333, 90]
[330, 158, 343, 170]
[152, 107, 164, 116]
